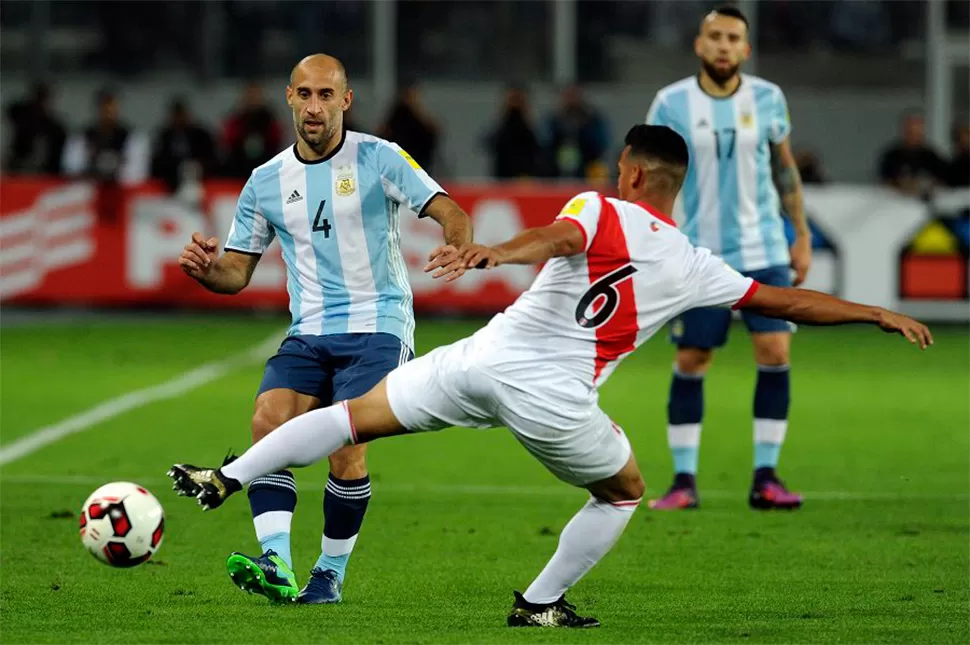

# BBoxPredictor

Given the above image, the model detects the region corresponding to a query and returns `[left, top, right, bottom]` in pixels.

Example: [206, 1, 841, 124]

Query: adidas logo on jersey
[696, 118, 709, 129]
[286, 190, 303, 204]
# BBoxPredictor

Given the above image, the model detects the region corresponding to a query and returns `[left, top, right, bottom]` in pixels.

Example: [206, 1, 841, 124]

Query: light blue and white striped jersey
[646, 74, 791, 272]
[225, 130, 445, 348]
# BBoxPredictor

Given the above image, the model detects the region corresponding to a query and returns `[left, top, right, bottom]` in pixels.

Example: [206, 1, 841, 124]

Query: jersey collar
[636, 201, 678, 228]
[292, 128, 346, 165]
[695, 72, 743, 100]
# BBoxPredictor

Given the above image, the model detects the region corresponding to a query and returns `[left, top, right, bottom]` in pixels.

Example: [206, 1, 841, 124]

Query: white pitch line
[0, 332, 283, 467]
[0, 474, 966, 502]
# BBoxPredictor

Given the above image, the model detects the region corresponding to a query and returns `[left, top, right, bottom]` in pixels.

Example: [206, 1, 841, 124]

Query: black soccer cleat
[166, 455, 241, 510]
[507, 591, 600, 628]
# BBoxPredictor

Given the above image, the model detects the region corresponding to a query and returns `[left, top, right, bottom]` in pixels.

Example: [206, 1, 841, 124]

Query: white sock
[222, 403, 355, 486]
[523, 496, 640, 605]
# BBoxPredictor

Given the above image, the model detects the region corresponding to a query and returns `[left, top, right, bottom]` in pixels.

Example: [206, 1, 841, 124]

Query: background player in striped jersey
[177, 54, 472, 603]
[645, 5, 811, 511]
[168, 124, 931, 627]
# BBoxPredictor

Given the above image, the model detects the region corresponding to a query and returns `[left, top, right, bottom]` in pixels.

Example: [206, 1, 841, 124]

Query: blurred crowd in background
[4, 78, 967, 196]
[1, 0, 968, 197]
[2, 80, 617, 185]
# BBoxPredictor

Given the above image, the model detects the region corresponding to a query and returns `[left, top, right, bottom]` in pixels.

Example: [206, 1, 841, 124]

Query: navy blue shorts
[670, 265, 795, 349]
[257, 332, 413, 404]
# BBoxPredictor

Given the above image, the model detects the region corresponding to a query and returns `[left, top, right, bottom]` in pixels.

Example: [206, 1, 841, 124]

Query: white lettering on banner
[404, 199, 536, 294]
[128, 197, 205, 288]
[0, 183, 96, 300]
[210, 196, 285, 289]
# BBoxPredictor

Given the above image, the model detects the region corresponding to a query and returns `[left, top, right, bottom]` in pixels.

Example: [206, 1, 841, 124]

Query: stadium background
[1, 2, 968, 644]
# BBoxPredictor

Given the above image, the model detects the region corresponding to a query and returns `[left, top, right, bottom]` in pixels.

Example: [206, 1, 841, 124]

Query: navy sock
[753, 365, 791, 474]
[248, 470, 297, 568]
[667, 371, 704, 476]
[316, 474, 371, 582]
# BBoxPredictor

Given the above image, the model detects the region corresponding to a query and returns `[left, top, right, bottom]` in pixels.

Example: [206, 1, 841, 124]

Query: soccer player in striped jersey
[645, 5, 811, 510]
[177, 54, 471, 603]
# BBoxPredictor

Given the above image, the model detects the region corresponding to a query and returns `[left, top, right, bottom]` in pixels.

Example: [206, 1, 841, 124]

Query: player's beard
[701, 59, 741, 87]
[298, 118, 339, 156]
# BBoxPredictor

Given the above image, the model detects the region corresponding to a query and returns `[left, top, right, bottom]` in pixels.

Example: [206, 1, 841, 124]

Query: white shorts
[385, 334, 632, 487]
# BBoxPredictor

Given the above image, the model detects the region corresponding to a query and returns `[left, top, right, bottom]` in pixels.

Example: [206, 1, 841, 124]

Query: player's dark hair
[624, 124, 689, 195]
[625, 124, 689, 169]
[707, 4, 749, 30]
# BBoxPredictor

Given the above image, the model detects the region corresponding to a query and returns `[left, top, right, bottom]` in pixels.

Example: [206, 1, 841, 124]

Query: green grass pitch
[1, 315, 967, 644]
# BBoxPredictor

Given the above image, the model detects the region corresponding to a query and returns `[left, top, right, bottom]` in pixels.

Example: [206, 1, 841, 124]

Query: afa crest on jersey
[335, 164, 356, 197]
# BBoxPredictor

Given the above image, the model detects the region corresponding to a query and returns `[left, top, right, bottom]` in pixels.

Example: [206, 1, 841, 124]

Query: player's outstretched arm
[488, 220, 586, 264]
[179, 232, 260, 295]
[426, 220, 585, 281]
[742, 284, 933, 349]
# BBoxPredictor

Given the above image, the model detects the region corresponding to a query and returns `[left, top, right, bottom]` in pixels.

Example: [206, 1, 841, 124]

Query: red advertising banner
[0, 178, 586, 313]
[4, 178, 965, 320]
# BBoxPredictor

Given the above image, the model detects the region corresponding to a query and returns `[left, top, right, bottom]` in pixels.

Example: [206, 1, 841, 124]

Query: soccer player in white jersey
[177, 54, 471, 604]
[645, 5, 812, 510]
[169, 124, 931, 626]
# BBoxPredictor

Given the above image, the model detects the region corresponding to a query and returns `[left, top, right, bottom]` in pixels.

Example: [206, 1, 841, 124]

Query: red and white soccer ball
[79, 482, 165, 568]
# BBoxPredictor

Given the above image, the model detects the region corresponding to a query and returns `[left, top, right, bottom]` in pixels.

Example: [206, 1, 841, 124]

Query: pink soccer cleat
[648, 486, 699, 510]
[749, 477, 803, 510]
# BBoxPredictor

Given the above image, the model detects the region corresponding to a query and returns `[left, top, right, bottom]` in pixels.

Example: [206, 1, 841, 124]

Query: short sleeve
[645, 93, 668, 126]
[768, 87, 791, 144]
[225, 175, 276, 255]
[378, 141, 446, 217]
[554, 191, 602, 252]
[688, 245, 759, 309]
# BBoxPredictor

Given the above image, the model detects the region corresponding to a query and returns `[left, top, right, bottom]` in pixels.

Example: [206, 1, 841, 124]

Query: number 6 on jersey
[575, 264, 639, 329]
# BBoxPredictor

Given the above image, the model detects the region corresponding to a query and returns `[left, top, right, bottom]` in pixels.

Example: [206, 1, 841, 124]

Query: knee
[329, 444, 368, 480]
[676, 348, 714, 376]
[251, 404, 292, 443]
[754, 342, 790, 367]
[592, 470, 646, 505]
[622, 474, 646, 502]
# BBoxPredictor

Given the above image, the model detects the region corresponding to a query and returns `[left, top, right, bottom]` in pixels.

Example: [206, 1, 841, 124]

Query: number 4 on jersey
[313, 200, 331, 237]
[575, 264, 639, 328]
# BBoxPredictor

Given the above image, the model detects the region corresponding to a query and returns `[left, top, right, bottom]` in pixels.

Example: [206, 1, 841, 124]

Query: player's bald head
[289, 54, 348, 90]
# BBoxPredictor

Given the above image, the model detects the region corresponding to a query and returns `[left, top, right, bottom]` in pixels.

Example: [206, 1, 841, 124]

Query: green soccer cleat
[226, 550, 299, 604]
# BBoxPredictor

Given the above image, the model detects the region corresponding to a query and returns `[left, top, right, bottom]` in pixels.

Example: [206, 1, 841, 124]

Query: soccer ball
[79, 482, 165, 568]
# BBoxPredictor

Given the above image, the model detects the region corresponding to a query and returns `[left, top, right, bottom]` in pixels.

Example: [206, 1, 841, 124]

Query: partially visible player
[168, 125, 931, 627]
[645, 5, 811, 510]
[177, 54, 471, 604]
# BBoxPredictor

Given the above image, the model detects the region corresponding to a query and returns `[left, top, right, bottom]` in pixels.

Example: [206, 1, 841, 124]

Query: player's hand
[875, 309, 933, 350]
[179, 232, 219, 280]
[460, 244, 503, 271]
[790, 235, 812, 287]
[424, 244, 467, 282]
